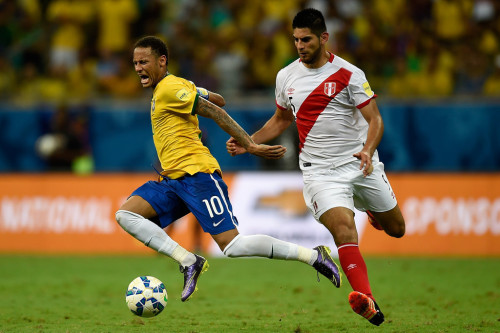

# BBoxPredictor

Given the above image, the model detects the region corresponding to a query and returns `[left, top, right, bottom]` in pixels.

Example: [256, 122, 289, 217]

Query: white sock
[115, 210, 196, 267]
[223, 234, 318, 265]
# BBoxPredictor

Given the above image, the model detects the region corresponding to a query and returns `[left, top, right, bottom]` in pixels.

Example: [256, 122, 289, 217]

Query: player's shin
[223, 234, 317, 264]
[115, 210, 195, 267]
[338, 243, 373, 299]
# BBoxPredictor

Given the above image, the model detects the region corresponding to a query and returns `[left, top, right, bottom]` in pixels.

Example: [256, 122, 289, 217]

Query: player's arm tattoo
[195, 97, 254, 149]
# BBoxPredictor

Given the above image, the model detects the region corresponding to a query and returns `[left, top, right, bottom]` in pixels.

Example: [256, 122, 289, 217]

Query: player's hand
[226, 137, 247, 156]
[247, 143, 287, 160]
[353, 151, 373, 177]
[227, 137, 286, 159]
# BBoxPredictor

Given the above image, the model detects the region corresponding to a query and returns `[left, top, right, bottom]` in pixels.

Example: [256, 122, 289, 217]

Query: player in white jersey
[227, 8, 406, 326]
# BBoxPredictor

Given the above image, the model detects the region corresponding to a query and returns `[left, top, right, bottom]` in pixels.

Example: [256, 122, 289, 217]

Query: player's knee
[115, 210, 137, 229]
[387, 221, 405, 238]
[115, 210, 125, 225]
[115, 210, 129, 226]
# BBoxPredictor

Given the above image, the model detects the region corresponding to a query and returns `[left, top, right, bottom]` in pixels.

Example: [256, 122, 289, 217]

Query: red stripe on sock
[338, 243, 374, 300]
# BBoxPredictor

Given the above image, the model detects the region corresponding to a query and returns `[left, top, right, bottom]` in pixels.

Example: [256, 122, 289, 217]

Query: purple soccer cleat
[312, 246, 342, 288]
[180, 254, 209, 302]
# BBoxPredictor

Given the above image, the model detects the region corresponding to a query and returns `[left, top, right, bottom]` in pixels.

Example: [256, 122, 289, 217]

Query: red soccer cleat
[348, 291, 385, 326]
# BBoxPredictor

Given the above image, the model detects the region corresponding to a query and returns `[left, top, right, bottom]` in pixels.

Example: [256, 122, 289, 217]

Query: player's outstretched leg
[180, 254, 209, 302]
[348, 291, 385, 326]
[312, 246, 342, 288]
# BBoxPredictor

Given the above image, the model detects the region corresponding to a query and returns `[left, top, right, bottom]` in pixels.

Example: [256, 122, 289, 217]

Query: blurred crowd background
[2, 0, 500, 105]
[1, 0, 500, 174]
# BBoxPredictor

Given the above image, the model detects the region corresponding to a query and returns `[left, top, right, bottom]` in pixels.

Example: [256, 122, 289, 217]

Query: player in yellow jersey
[115, 36, 342, 302]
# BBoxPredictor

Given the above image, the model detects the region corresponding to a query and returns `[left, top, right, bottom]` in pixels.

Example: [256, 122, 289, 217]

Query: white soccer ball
[125, 276, 168, 317]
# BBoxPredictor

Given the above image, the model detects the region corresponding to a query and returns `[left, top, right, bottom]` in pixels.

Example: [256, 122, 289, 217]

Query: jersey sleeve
[348, 68, 377, 109]
[275, 69, 289, 111]
[156, 80, 198, 115]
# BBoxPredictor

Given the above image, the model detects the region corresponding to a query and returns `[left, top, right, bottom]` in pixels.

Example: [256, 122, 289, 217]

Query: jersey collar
[327, 51, 335, 63]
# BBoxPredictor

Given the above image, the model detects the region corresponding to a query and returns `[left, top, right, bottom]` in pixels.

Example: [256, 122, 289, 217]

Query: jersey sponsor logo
[176, 88, 191, 101]
[287, 87, 295, 95]
[362, 82, 373, 96]
[324, 82, 336, 96]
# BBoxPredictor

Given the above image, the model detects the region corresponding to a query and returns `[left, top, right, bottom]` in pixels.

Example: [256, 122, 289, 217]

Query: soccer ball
[125, 276, 168, 317]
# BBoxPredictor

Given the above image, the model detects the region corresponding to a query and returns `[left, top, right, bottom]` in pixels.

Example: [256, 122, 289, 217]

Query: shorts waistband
[302, 159, 355, 169]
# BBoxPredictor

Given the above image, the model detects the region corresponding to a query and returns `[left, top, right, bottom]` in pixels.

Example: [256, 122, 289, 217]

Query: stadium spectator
[13, 50, 45, 106]
[227, 9, 406, 326]
[46, 0, 94, 72]
[0, 1, 17, 54]
[38, 64, 69, 103]
[213, 24, 247, 96]
[432, 0, 472, 44]
[419, 43, 454, 97]
[0, 55, 15, 99]
[66, 49, 98, 101]
[137, 0, 167, 37]
[455, 43, 491, 95]
[483, 54, 500, 96]
[96, 52, 143, 98]
[95, 0, 138, 54]
[387, 56, 419, 97]
[115, 35, 342, 303]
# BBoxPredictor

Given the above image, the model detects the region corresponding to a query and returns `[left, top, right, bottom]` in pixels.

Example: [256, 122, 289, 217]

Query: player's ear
[320, 32, 329, 45]
[159, 54, 167, 67]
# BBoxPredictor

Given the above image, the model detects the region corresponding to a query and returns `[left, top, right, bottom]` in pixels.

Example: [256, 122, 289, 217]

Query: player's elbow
[210, 93, 225, 107]
[276, 114, 294, 129]
[216, 95, 226, 107]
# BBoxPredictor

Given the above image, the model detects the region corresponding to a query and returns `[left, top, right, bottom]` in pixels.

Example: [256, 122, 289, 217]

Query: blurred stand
[35, 104, 94, 174]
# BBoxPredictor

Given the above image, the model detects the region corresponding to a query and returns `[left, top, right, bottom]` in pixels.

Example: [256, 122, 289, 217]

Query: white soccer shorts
[302, 161, 397, 221]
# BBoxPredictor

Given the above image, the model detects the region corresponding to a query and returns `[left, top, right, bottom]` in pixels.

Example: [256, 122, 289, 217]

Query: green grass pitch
[0, 255, 499, 332]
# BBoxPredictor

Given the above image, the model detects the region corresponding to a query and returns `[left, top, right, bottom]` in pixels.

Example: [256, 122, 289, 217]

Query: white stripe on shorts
[210, 174, 238, 227]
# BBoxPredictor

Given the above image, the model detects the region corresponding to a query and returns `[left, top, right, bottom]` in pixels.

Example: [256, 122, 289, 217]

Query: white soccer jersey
[275, 52, 379, 172]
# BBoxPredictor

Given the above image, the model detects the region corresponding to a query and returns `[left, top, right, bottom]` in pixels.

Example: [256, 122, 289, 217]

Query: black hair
[134, 36, 169, 65]
[292, 8, 327, 37]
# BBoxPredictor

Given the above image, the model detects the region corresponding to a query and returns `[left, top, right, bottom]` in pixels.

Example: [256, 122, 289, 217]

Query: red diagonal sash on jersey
[296, 68, 352, 152]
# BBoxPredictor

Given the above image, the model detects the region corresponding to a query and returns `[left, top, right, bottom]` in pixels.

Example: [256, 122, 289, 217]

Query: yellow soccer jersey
[151, 74, 220, 179]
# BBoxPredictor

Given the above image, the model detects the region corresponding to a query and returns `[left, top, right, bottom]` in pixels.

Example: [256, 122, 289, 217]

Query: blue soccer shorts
[130, 172, 239, 235]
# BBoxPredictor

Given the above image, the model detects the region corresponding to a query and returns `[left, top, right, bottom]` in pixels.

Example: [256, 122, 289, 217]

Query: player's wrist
[245, 143, 258, 155]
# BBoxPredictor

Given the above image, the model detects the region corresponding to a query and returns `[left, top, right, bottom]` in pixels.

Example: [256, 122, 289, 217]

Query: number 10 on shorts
[202, 196, 224, 218]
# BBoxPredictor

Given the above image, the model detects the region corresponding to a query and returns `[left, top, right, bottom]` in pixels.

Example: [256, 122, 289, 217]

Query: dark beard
[301, 47, 322, 65]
